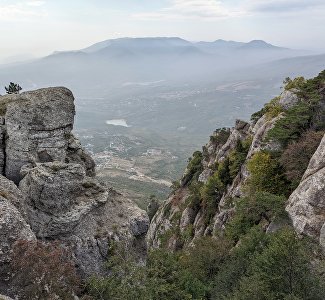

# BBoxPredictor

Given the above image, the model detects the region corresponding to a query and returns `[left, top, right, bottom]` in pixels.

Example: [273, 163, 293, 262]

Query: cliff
[0, 88, 149, 295]
[148, 71, 325, 251]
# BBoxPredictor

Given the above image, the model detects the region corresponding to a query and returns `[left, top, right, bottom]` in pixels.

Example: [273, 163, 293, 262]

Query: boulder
[0, 175, 36, 294]
[286, 134, 325, 247]
[278, 90, 299, 109]
[20, 162, 149, 276]
[0, 87, 95, 184]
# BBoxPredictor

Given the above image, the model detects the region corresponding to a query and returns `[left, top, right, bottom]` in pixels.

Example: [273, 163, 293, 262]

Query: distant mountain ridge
[50, 37, 288, 58]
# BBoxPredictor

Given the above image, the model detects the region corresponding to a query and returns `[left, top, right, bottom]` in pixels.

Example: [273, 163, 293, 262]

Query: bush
[280, 130, 324, 189]
[231, 228, 325, 300]
[246, 151, 289, 196]
[183, 151, 203, 185]
[250, 97, 283, 123]
[11, 240, 80, 300]
[228, 138, 251, 179]
[283, 76, 306, 91]
[210, 128, 230, 145]
[268, 71, 325, 147]
[226, 192, 286, 242]
[267, 101, 312, 147]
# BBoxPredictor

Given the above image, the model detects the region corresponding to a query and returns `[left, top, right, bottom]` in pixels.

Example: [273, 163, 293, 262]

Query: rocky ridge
[148, 74, 325, 250]
[0, 88, 149, 293]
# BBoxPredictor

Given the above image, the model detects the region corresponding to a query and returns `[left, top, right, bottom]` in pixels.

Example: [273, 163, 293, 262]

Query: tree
[147, 194, 160, 221]
[5, 82, 22, 94]
[231, 228, 325, 300]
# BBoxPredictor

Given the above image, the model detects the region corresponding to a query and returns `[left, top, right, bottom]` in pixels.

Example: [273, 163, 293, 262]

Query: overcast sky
[0, 0, 325, 63]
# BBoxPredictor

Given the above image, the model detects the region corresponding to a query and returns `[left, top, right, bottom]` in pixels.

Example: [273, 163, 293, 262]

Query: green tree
[226, 192, 286, 242]
[232, 228, 325, 300]
[246, 151, 289, 196]
[5, 82, 22, 94]
[147, 194, 160, 221]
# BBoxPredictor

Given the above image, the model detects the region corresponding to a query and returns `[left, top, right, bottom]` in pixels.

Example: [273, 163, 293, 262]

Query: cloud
[0, 2, 47, 21]
[132, 0, 245, 21]
[246, 0, 325, 13]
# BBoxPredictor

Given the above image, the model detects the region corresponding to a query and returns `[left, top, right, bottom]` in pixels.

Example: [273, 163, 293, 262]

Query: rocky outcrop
[0, 176, 35, 265]
[286, 134, 325, 248]
[0, 175, 36, 293]
[19, 161, 149, 275]
[1, 88, 95, 183]
[148, 113, 286, 249]
[278, 90, 299, 109]
[0, 88, 149, 283]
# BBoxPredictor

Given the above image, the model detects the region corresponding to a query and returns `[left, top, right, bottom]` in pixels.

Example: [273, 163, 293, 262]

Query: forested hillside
[87, 71, 325, 299]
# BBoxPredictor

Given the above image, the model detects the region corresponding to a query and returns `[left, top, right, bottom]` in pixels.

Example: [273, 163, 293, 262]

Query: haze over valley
[1, 37, 324, 206]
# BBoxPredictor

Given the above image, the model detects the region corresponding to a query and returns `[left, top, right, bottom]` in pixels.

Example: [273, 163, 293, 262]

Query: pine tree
[5, 82, 22, 94]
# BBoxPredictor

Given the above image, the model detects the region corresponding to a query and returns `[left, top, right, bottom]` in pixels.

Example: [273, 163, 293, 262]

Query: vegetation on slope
[12, 72, 324, 299]
[85, 71, 325, 299]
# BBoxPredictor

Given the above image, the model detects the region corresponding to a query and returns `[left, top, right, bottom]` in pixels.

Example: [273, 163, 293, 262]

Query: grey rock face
[0, 295, 14, 300]
[0, 87, 95, 184]
[0, 197, 36, 264]
[65, 134, 96, 177]
[147, 110, 288, 250]
[19, 162, 107, 237]
[0, 87, 148, 279]
[278, 90, 299, 109]
[4, 88, 75, 183]
[286, 134, 325, 247]
[20, 162, 149, 276]
[247, 114, 282, 158]
[0, 176, 35, 265]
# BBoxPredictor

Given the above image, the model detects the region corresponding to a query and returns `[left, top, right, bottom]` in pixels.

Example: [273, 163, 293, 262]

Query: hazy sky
[0, 0, 325, 62]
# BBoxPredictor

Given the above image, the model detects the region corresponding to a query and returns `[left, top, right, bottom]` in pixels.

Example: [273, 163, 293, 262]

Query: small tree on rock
[5, 82, 22, 94]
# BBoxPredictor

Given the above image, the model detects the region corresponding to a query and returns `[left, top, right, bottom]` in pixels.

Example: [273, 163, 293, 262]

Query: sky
[0, 0, 325, 63]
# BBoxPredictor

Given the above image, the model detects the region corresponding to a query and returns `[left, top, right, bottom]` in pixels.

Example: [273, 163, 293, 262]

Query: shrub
[228, 138, 251, 179]
[283, 76, 306, 91]
[231, 228, 325, 300]
[280, 130, 324, 189]
[250, 97, 283, 123]
[11, 240, 80, 300]
[5, 82, 22, 94]
[226, 192, 286, 242]
[210, 128, 230, 145]
[183, 151, 203, 185]
[246, 151, 289, 196]
[267, 101, 312, 147]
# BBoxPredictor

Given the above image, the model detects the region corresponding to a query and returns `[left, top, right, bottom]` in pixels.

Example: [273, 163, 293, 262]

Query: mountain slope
[148, 70, 325, 250]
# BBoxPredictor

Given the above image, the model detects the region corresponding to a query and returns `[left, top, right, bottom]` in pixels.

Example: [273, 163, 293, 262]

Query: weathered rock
[247, 114, 282, 158]
[4, 88, 75, 183]
[278, 90, 299, 109]
[0, 295, 14, 300]
[0, 87, 149, 282]
[180, 207, 197, 232]
[286, 134, 325, 247]
[216, 125, 249, 162]
[0, 175, 36, 295]
[19, 162, 106, 237]
[65, 134, 96, 177]
[0, 87, 96, 184]
[0, 175, 25, 216]
[20, 162, 149, 276]
[0, 197, 35, 262]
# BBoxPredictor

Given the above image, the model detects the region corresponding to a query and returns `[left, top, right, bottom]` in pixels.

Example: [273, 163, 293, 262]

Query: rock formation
[0, 88, 149, 292]
[286, 134, 325, 248]
[147, 87, 314, 250]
